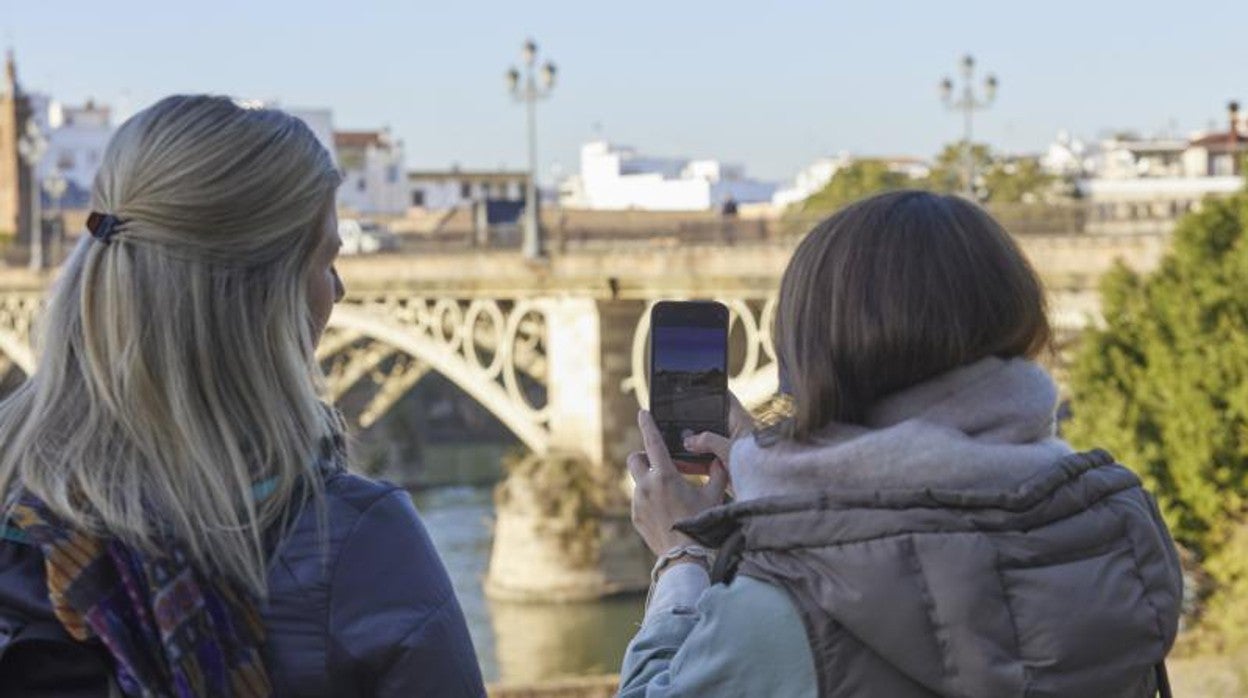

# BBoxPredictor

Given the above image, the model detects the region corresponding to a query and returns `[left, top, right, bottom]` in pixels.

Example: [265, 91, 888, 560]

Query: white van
[338, 219, 399, 255]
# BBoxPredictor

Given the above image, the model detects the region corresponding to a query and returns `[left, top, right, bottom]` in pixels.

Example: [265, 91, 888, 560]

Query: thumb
[705, 460, 730, 502]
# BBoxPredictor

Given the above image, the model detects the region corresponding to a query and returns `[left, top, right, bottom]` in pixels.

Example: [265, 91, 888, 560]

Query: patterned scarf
[9, 497, 273, 698]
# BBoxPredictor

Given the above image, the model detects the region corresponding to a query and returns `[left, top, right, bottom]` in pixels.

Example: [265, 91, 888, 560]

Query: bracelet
[650, 544, 715, 585]
[643, 544, 716, 615]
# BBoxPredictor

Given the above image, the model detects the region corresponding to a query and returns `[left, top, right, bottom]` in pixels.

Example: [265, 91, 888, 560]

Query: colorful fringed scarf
[3, 433, 347, 696]
[9, 497, 273, 697]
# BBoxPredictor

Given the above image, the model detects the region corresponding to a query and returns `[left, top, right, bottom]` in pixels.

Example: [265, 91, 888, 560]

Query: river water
[411, 486, 645, 684]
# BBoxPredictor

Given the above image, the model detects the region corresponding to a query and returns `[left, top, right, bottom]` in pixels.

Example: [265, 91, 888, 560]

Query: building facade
[1065, 101, 1248, 233]
[0, 51, 31, 238]
[407, 169, 528, 211]
[36, 100, 114, 209]
[561, 140, 776, 211]
[335, 129, 407, 216]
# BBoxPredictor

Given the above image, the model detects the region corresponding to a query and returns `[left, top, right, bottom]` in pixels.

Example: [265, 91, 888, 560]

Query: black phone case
[648, 301, 729, 461]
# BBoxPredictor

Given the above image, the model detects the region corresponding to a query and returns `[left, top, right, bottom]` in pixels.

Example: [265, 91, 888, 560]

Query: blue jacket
[0, 470, 486, 697]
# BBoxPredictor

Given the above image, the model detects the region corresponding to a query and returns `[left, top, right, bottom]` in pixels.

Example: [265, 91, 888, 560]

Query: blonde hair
[0, 95, 343, 595]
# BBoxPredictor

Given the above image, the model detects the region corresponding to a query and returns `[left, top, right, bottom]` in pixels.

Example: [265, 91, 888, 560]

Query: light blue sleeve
[617, 575, 819, 698]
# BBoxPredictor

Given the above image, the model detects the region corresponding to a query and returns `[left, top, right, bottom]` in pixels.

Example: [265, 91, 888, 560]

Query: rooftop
[408, 169, 529, 182]
[334, 130, 386, 150]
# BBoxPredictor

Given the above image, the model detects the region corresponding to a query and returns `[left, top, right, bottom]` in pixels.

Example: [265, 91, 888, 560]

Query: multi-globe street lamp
[506, 38, 557, 260]
[939, 54, 997, 198]
[16, 118, 47, 271]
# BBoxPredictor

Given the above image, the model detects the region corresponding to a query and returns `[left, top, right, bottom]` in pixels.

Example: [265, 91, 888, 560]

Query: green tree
[981, 157, 1053, 204]
[799, 160, 908, 215]
[1065, 186, 1248, 640]
[925, 142, 993, 194]
[926, 142, 1053, 203]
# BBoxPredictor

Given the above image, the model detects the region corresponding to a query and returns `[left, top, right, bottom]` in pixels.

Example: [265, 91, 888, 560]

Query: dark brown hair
[772, 189, 1050, 441]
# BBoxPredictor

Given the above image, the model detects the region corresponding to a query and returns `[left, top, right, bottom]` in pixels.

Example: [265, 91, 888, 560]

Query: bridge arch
[325, 300, 552, 455]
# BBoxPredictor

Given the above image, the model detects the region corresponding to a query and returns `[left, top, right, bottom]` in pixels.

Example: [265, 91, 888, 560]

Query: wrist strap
[650, 544, 715, 585]
[643, 544, 716, 615]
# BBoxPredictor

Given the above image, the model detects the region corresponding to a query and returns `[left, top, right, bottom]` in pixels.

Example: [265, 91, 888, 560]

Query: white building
[1040, 131, 1092, 178]
[771, 153, 931, 209]
[562, 140, 776, 211]
[771, 154, 851, 208]
[408, 169, 528, 211]
[1061, 101, 1248, 233]
[334, 129, 407, 216]
[32, 99, 114, 209]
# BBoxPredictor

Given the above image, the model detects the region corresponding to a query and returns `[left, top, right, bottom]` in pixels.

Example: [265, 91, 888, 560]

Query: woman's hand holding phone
[676, 392, 751, 475]
[627, 410, 730, 556]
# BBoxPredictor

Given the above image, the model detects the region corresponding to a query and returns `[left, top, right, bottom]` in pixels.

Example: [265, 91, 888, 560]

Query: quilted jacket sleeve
[327, 490, 485, 697]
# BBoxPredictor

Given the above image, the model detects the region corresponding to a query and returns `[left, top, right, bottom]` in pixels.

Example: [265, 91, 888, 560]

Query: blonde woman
[0, 95, 485, 697]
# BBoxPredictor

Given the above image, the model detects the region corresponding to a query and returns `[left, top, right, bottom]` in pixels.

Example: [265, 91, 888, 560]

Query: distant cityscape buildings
[407, 169, 528, 211]
[558, 140, 777, 211]
[1045, 101, 1248, 232]
[771, 154, 930, 208]
[333, 129, 407, 216]
[0, 51, 30, 237]
[35, 100, 113, 209]
[2, 49, 1247, 232]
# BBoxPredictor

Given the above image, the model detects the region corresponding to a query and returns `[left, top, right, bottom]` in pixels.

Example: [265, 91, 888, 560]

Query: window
[357, 177, 367, 192]
[1213, 154, 1235, 176]
[411, 190, 425, 207]
[460, 182, 472, 199]
[56, 151, 75, 171]
[386, 165, 399, 184]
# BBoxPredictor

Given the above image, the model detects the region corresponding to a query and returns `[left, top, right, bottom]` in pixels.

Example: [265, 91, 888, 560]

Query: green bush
[1065, 185, 1248, 644]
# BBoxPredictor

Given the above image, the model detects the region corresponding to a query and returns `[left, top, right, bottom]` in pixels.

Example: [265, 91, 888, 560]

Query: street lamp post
[507, 38, 557, 260]
[16, 119, 47, 271]
[939, 54, 997, 198]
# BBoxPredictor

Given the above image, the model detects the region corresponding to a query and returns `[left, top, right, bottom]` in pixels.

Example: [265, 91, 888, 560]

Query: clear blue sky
[4, 0, 1245, 182]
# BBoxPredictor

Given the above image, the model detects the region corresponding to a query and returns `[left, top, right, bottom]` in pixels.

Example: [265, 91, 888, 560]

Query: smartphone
[648, 300, 729, 466]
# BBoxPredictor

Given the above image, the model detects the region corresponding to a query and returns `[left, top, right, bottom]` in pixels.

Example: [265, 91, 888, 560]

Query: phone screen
[651, 326, 727, 422]
[649, 302, 728, 460]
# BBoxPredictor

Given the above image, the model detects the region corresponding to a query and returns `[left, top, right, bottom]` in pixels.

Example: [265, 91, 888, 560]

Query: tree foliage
[981, 158, 1053, 204]
[799, 160, 908, 215]
[925, 142, 1053, 203]
[798, 142, 1055, 216]
[924, 142, 994, 194]
[1065, 186, 1248, 624]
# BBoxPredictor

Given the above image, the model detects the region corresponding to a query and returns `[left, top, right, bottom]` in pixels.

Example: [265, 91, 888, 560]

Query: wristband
[643, 544, 716, 615]
[650, 544, 715, 585]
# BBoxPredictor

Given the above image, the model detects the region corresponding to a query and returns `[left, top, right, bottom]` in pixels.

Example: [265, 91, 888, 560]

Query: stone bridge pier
[485, 298, 655, 601]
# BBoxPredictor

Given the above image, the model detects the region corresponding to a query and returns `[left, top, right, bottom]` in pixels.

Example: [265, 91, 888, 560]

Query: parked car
[338, 219, 400, 255]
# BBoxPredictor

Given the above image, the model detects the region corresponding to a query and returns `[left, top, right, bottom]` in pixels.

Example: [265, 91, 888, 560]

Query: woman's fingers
[637, 410, 677, 477]
[626, 451, 650, 483]
[706, 460, 730, 499]
[684, 431, 731, 463]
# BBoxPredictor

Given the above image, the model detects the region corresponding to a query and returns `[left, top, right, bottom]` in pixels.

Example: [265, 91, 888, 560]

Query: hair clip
[85, 212, 123, 244]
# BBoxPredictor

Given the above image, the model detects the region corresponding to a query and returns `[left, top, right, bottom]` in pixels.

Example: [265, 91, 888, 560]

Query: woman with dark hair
[618, 190, 1182, 697]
